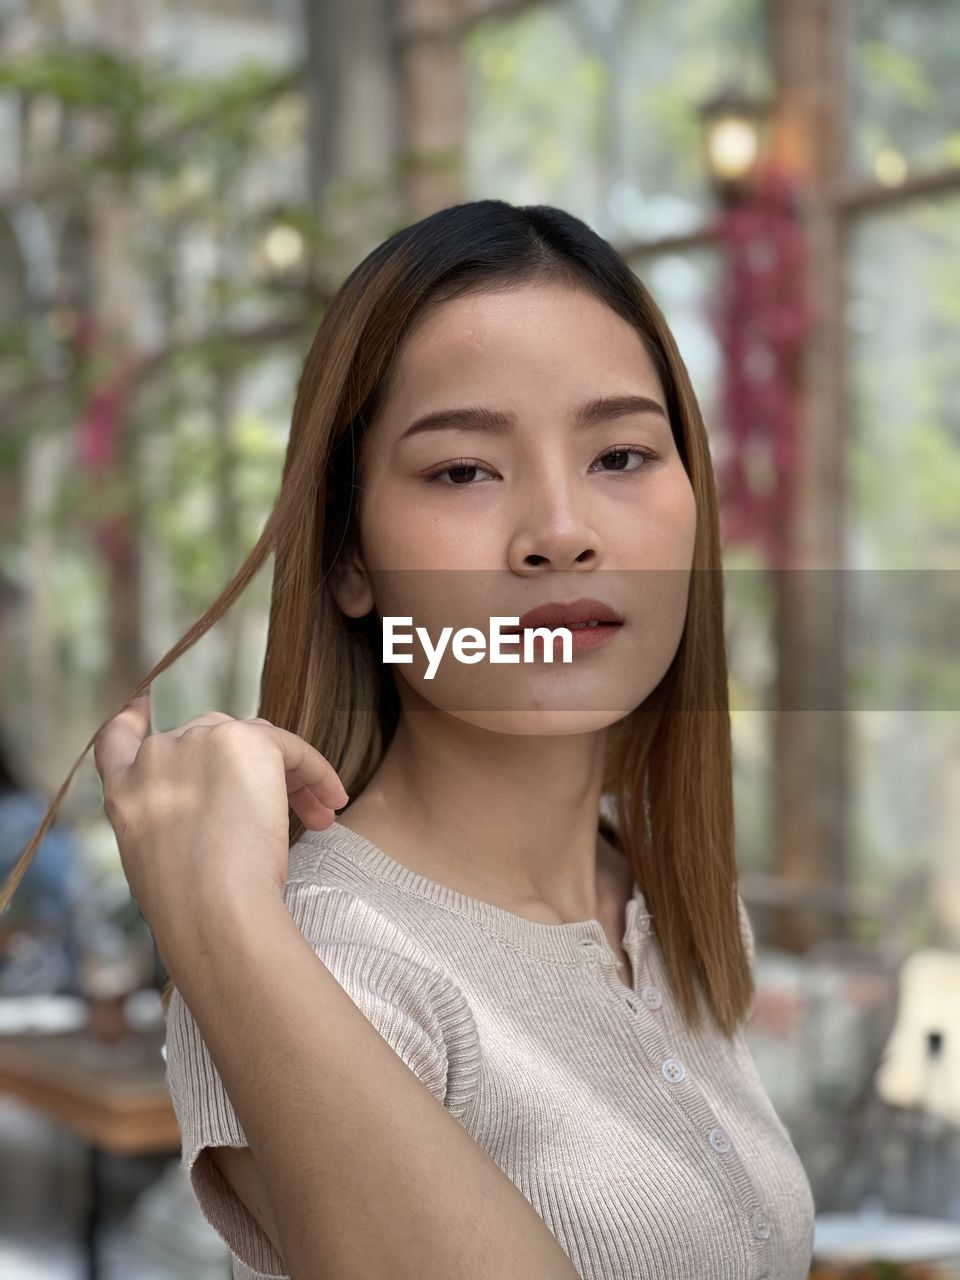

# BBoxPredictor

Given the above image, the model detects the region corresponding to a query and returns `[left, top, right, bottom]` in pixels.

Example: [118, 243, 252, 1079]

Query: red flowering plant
[707, 159, 816, 569]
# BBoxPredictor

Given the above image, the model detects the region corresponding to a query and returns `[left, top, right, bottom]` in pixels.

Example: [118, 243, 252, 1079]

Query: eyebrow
[396, 393, 669, 443]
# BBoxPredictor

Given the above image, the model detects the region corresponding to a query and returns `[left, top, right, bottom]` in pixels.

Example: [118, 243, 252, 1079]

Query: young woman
[2, 200, 815, 1279]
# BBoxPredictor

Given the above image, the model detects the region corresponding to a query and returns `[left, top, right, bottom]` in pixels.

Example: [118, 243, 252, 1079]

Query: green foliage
[0, 39, 319, 726]
[0, 43, 299, 186]
[0, 43, 156, 111]
[140, 403, 285, 612]
[861, 40, 932, 112]
[0, 44, 296, 135]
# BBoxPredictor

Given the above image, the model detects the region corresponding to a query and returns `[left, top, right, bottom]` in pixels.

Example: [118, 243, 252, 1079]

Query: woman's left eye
[590, 446, 658, 473]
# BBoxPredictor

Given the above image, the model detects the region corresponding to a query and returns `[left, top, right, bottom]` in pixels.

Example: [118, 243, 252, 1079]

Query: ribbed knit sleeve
[163, 880, 481, 1280]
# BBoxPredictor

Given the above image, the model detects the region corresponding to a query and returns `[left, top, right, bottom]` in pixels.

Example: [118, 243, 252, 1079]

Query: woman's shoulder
[283, 823, 456, 990]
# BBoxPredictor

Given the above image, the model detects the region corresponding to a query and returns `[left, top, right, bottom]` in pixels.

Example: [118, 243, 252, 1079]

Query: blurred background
[0, 0, 959, 1276]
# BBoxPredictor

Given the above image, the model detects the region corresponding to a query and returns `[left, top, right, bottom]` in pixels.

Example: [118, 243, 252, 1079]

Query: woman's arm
[162, 883, 581, 1280]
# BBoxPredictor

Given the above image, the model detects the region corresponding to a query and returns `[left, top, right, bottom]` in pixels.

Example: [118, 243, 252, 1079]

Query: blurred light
[698, 83, 768, 204]
[262, 224, 305, 272]
[707, 118, 761, 183]
[873, 147, 908, 187]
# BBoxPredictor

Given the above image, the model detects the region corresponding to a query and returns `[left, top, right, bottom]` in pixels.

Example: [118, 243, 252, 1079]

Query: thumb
[93, 690, 153, 785]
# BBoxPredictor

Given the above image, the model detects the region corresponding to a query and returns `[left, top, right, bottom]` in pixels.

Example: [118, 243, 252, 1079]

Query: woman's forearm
[161, 886, 581, 1280]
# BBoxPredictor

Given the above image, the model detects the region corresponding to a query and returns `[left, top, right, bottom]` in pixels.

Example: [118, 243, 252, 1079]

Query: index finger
[93, 695, 152, 786]
[256, 723, 350, 809]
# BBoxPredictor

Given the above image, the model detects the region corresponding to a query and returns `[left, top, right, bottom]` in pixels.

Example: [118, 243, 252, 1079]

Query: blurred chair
[873, 949, 960, 1126]
[738, 867, 948, 1213]
[740, 867, 926, 1105]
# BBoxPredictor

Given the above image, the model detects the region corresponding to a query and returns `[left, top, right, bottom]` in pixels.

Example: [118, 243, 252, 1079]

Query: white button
[708, 1127, 732, 1153]
[661, 1058, 685, 1083]
[750, 1208, 771, 1240]
[641, 985, 662, 1009]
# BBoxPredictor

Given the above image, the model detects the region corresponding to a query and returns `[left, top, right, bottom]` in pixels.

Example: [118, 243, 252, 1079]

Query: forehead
[382, 281, 663, 413]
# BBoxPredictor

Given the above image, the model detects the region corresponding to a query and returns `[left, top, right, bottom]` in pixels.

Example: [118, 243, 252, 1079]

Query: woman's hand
[92, 694, 349, 952]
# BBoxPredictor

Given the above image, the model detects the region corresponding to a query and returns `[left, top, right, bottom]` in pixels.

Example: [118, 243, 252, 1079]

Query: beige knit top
[163, 820, 816, 1280]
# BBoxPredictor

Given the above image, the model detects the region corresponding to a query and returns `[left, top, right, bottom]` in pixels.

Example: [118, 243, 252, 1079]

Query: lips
[502, 597, 624, 632]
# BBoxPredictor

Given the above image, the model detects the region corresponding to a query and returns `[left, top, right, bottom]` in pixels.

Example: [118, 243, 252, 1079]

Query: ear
[331, 544, 375, 620]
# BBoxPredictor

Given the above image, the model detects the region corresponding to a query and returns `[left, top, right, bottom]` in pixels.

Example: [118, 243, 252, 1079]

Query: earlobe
[331, 550, 375, 619]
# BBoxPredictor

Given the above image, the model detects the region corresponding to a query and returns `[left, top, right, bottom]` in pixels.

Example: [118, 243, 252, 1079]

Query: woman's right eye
[425, 459, 498, 485]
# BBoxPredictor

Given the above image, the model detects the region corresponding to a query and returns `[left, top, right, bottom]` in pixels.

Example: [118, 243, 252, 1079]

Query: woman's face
[334, 279, 698, 734]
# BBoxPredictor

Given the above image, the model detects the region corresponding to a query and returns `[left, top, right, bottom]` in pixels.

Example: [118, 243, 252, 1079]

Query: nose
[507, 470, 601, 571]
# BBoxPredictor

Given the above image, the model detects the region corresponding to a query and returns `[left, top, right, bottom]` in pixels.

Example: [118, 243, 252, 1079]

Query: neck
[340, 697, 634, 920]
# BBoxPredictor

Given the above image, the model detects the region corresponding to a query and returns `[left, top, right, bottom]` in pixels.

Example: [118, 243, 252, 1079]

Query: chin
[446, 706, 628, 737]
[399, 664, 658, 734]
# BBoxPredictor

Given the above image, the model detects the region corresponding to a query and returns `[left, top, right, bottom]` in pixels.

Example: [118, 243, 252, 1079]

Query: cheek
[364, 515, 464, 574]
[356, 484, 477, 625]
[361, 482, 494, 573]
[616, 471, 697, 571]
[661, 467, 697, 563]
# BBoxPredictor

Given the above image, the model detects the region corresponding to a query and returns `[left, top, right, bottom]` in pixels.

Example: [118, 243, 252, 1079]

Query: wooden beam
[617, 223, 723, 261]
[834, 164, 960, 217]
[615, 162, 960, 266]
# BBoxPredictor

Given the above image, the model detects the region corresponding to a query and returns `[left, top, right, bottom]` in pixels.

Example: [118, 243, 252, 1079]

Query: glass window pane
[847, 196, 960, 569]
[465, 0, 769, 239]
[852, 0, 960, 180]
[847, 194, 960, 940]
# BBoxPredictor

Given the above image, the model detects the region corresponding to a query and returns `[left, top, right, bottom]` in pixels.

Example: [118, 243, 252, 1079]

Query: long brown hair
[0, 200, 753, 1038]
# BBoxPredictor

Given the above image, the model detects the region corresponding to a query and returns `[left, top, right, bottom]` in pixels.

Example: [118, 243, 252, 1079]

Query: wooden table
[0, 1023, 182, 1279]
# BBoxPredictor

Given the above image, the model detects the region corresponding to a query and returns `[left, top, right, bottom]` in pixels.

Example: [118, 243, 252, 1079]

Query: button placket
[588, 932, 774, 1277]
[581, 933, 636, 997]
[588, 933, 665, 1019]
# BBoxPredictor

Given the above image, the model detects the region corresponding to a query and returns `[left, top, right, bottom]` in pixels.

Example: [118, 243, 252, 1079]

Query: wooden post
[391, 0, 542, 221]
[304, 0, 404, 273]
[394, 0, 467, 219]
[768, 0, 854, 951]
